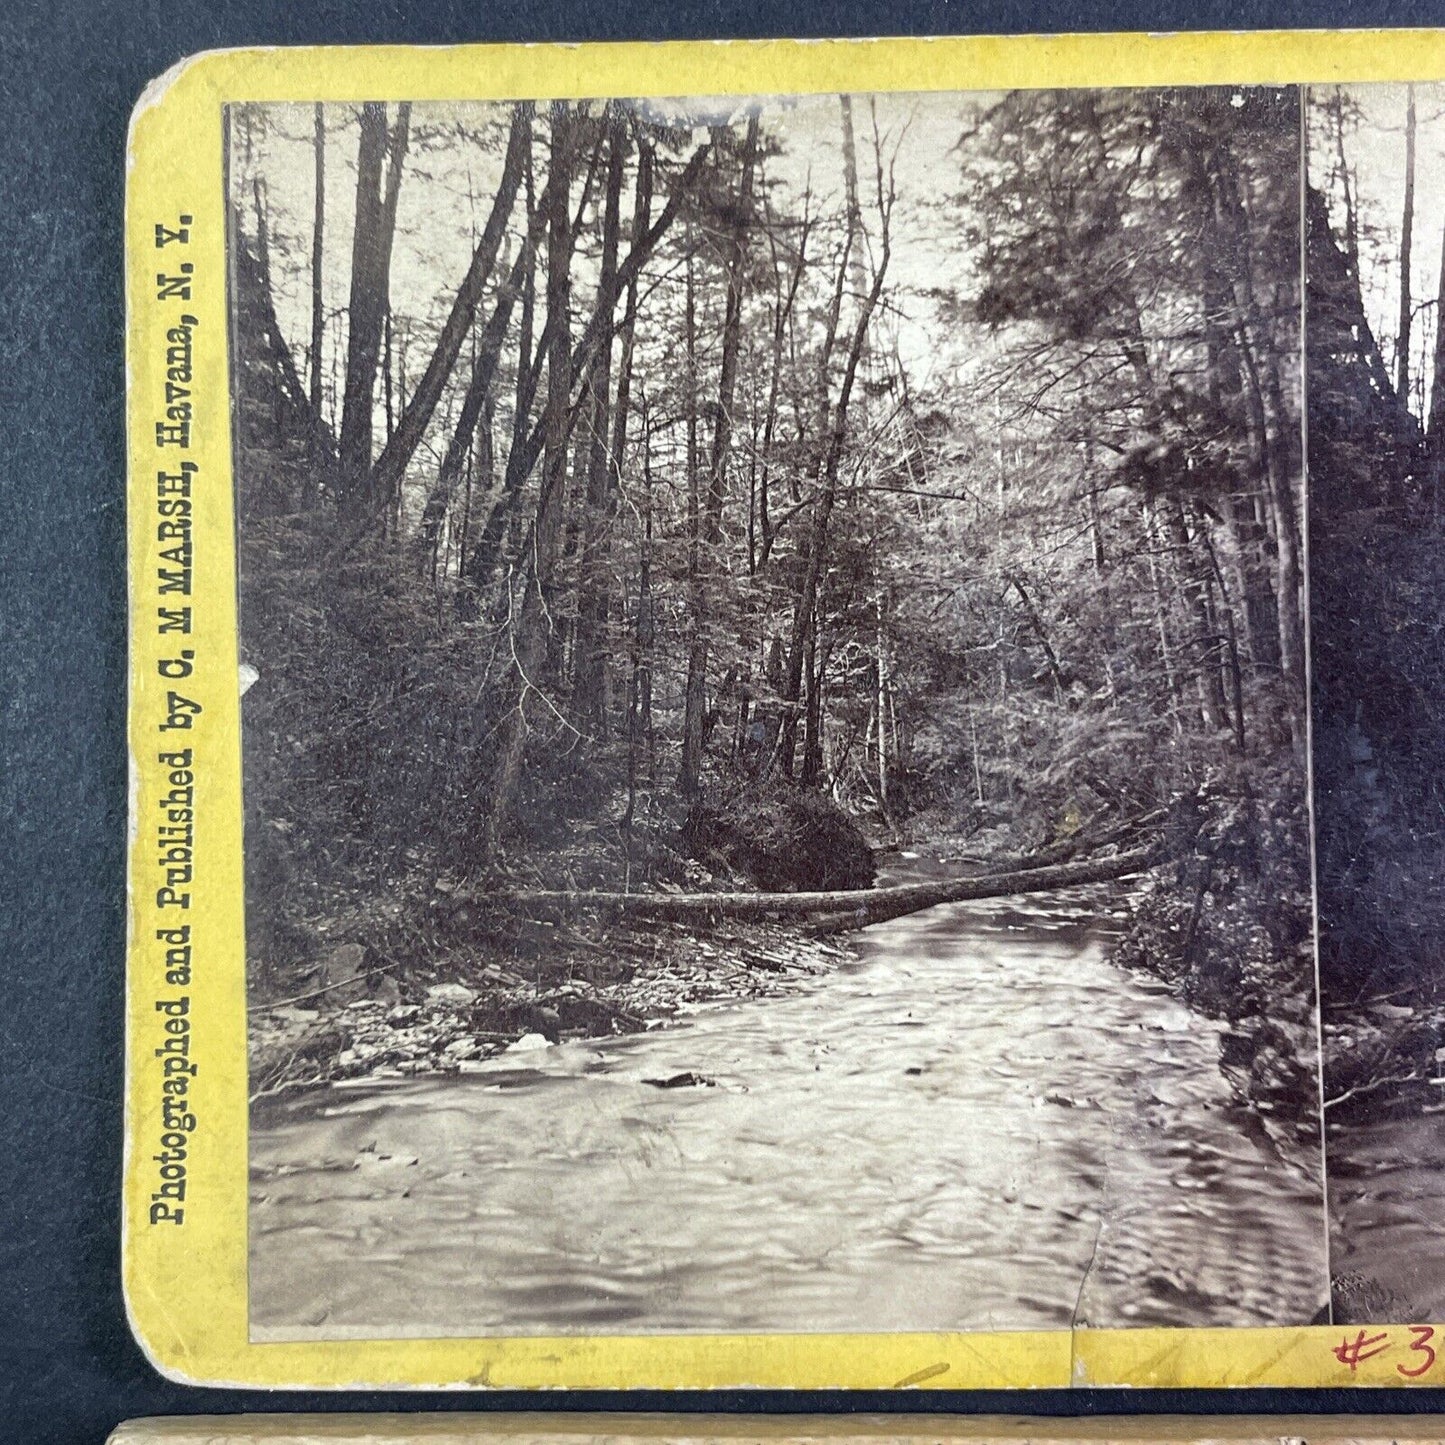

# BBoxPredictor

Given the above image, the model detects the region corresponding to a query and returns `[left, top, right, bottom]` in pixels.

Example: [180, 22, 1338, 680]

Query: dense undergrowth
[1112, 764, 1319, 1134]
[1308, 178, 1445, 1122]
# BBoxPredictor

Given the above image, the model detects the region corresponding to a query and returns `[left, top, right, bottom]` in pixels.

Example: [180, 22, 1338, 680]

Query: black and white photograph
[230, 86, 1329, 1339]
[1308, 82, 1445, 1325]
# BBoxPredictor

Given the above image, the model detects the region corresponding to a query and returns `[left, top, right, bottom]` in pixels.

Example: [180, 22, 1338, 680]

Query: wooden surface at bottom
[105, 1415, 1445, 1444]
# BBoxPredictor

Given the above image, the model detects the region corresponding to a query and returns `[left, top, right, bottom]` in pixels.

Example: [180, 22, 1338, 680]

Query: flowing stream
[1329, 1115, 1445, 1321]
[250, 856, 1328, 1338]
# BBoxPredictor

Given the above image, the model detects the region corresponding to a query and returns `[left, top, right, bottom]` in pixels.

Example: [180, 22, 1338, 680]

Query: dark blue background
[5, 1, 1445, 1439]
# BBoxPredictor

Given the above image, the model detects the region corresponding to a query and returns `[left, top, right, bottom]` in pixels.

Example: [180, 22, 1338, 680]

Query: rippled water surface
[250, 864, 1328, 1337]
[1330, 1114, 1445, 1321]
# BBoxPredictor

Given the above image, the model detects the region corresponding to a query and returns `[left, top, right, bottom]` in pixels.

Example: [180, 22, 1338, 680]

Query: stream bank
[249, 838, 1311, 1162]
[249, 779, 1315, 1134]
[250, 907, 853, 1101]
[250, 865, 1328, 1337]
[249, 780, 878, 1099]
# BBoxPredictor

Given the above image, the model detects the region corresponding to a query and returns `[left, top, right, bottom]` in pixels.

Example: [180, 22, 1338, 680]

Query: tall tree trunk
[484, 102, 575, 861]
[413, 245, 530, 571]
[240, 182, 335, 479]
[466, 130, 625, 603]
[1196, 140, 1307, 747]
[479, 139, 715, 547]
[777, 166, 891, 778]
[623, 390, 655, 834]
[337, 103, 389, 505]
[1166, 502, 1229, 733]
[800, 607, 826, 786]
[680, 115, 760, 797]
[373, 104, 412, 521]
[356, 103, 531, 537]
[337, 104, 410, 519]
[572, 116, 628, 733]
[309, 104, 326, 430]
[1200, 524, 1247, 751]
[760, 636, 784, 762]
[874, 593, 889, 813]
[613, 141, 652, 794]
[610, 139, 651, 507]
[382, 308, 395, 442]
[1332, 91, 1360, 281]
[1427, 208, 1445, 512]
[679, 231, 706, 797]
[1220, 494, 1275, 673]
[755, 193, 809, 570]
[533, 102, 577, 658]
[1143, 498, 1185, 736]
[1399, 84, 1417, 407]
[839, 97, 869, 321]
[1256, 336, 1308, 745]
[461, 145, 541, 603]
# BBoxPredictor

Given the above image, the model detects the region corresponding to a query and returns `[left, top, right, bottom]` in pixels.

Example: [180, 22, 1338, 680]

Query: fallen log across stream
[481, 843, 1164, 935]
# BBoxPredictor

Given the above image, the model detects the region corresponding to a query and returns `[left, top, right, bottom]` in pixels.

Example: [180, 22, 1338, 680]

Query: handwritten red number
[1397, 1326, 1437, 1379]
[1333, 1329, 1391, 1371]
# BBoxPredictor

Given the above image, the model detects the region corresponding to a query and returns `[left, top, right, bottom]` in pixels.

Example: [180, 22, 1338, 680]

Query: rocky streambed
[248, 916, 854, 1101]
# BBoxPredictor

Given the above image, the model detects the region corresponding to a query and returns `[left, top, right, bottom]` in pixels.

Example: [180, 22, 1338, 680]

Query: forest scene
[1309, 84, 1445, 1324]
[233, 88, 1328, 1337]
